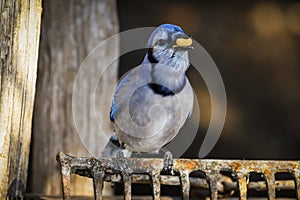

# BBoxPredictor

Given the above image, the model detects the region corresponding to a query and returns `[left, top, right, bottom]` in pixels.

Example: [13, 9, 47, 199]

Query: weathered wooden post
[0, 0, 42, 199]
[30, 0, 119, 196]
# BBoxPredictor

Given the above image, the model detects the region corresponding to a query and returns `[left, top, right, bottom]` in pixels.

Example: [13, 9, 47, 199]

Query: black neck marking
[147, 48, 158, 63]
[148, 83, 175, 96]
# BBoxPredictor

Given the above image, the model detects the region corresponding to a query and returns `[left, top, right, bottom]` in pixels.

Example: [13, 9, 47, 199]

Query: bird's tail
[100, 135, 132, 158]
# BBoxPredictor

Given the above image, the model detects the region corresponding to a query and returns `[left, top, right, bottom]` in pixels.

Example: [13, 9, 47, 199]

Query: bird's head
[144, 24, 192, 73]
[142, 24, 192, 94]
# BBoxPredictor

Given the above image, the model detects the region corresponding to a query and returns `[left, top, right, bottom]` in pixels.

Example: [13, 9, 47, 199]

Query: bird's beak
[172, 35, 193, 49]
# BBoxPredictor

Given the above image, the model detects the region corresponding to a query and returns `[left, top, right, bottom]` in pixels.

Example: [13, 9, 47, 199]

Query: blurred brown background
[117, 0, 300, 159]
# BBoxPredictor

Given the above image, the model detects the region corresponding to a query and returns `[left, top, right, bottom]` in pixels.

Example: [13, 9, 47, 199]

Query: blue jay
[101, 24, 194, 158]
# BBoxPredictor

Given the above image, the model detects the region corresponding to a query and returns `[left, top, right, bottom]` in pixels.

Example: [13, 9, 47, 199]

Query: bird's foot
[162, 151, 174, 175]
[115, 151, 132, 175]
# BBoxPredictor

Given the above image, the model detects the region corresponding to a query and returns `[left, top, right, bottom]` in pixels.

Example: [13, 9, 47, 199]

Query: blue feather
[103, 23, 194, 156]
[110, 99, 118, 122]
[158, 24, 184, 33]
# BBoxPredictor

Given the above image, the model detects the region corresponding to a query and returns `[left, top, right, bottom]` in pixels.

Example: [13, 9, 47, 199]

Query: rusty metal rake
[56, 152, 300, 200]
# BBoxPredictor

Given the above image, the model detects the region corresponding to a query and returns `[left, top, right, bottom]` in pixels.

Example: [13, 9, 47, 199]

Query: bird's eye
[157, 39, 166, 46]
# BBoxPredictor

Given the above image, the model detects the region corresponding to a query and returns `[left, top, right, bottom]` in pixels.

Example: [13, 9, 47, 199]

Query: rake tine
[180, 170, 190, 200]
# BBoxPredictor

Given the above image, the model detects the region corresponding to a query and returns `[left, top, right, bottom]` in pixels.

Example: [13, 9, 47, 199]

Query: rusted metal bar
[92, 170, 105, 200]
[57, 152, 72, 200]
[295, 170, 300, 199]
[150, 171, 161, 200]
[112, 174, 296, 191]
[56, 152, 300, 199]
[207, 172, 219, 200]
[122, 173, 131, 200]
[264, 169, 276, 200]
[248, 179, 294, 191]
[180, 170, 190, 200]
[237, 174, 247, 200]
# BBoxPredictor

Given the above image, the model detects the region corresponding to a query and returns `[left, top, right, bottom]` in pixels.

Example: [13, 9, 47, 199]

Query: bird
[101, 24, 194, 158]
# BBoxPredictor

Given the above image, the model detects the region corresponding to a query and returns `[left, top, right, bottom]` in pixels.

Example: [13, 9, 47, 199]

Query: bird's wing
[109, 65, 152, 122]
[109, 99, 118, 122]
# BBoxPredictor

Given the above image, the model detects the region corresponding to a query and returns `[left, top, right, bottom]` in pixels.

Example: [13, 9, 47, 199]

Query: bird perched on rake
[101, 24, 194, 160]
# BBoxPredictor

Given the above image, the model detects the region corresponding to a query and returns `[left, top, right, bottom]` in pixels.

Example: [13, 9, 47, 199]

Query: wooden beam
[0, 0, 42, 198]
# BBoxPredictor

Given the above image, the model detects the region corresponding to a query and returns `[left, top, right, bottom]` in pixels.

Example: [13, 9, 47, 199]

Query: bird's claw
[163, 151, 174, 175]
[115, 151, 132, 175]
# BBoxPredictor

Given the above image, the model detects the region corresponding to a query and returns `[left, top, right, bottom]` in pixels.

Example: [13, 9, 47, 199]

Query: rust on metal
[237, 175, 247, 200]
[180, 170, 190, 200]
[150, 171, 161, 200]
[56, 152, 300, 200]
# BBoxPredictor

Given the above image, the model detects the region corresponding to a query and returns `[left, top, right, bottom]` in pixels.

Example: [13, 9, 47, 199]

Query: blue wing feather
[110, 99, 118, 122]
[109, 71, 132, 122]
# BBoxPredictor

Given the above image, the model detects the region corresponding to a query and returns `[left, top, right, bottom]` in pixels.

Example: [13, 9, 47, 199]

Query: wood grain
[0, 0, 42, 198]
[29, 0, 119, 196]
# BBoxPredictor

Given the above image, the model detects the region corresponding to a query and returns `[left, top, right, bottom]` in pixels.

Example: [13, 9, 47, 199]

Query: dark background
[117, 0, 300, 159]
